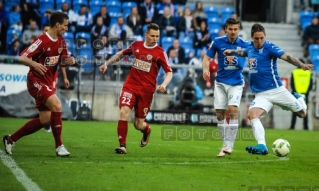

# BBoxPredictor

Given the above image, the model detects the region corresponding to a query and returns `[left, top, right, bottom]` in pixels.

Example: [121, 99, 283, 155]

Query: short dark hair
[251, 23, 266, 37]
[225, 18, 240, 28]
[146, 23, 159, 33]
[49, 12, 69, 27]
[42, 23, 50, 30]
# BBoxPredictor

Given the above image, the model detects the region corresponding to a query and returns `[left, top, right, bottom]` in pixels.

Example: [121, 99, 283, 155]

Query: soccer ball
[272, 139, 290, 157]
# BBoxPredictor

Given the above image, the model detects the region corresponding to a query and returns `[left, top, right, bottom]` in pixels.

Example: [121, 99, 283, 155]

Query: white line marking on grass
[0, 150, 42, 191]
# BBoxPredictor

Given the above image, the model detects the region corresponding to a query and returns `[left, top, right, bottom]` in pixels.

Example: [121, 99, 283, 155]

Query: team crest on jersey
[45, 55, 60, 66]
[133, 59, 151, 72]
[259, 48, 263, 54]
[147, 54, 152, 60]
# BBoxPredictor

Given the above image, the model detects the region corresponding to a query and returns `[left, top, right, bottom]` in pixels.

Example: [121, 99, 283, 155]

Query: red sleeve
[157, 50, 172, 73]
[122, 41, 135, 55]
[20, 38, 44, 58]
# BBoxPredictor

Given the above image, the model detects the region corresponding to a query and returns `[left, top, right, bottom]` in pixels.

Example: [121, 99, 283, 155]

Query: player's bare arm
[60, 67, 70, 88]
[64, 56, 76, 65]
[99, 51, 125, 73]
[158, 71, 173, 93]
[19, 55, 47, 75]
[202, 54, 211, 81]
[223, 49, 246, 56]
[281, 53, 314, 70]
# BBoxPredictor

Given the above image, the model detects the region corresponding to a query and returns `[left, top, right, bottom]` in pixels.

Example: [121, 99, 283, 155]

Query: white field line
[0, 150, 42, 191]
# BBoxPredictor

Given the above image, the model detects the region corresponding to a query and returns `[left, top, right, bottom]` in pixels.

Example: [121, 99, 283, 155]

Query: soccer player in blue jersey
[202, 18, 250, 157]
[224, 23, 314, 155]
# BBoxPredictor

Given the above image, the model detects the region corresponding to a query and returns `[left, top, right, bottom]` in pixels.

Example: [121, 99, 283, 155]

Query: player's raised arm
[280, 53, 314, 71]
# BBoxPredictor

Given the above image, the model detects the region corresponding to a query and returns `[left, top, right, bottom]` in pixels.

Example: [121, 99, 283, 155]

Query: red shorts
[27, 81, 55, 111]
[119, 86, 154, 118]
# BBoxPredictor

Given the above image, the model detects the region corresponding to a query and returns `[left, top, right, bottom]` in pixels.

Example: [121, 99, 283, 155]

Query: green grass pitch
[0, 117, 318, 191]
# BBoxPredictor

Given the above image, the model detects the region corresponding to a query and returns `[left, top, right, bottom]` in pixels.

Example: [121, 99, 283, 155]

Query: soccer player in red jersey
[99, 23, 173, 154]
[2, 12, 75, 157]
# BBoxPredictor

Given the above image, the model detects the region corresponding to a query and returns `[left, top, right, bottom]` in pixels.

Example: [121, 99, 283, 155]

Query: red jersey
[122, 41, 172, 92]
[20, 33, 68, 88]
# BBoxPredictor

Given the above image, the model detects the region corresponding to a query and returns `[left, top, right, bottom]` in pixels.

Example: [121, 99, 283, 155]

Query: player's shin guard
[11, 118, 43, 142]
[117, 120, 128, 147]
[51, 112, 63, 148]
[250, 118, 266, 145]
[217, 119, 226, 146]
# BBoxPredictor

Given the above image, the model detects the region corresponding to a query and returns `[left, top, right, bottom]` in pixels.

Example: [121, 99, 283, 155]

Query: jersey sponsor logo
[249, 58, 258, 73]
[223, 56, 239, 70]
[133, 59, 151, 72]
[44, 55, 60, 66]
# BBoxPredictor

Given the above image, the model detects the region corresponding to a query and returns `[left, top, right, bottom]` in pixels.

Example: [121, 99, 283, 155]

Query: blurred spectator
[20, 0, 39, 10]
[8, 31, 20, 46]
[172, 0, 187, 5]
[58, 2, 77, 32]
[91, 16, 108, 45]
[167, 39, 185, 64]
[126, 7, 142, 36]
[167, 48, 184, 94]
[41, 9, 51, 28]
[75, 4, 92, 33]
[9, 5, 22, 31]
[22, 20, 41, 46]
[42, 23, 50, 34]
[194, 20, 210, 50]
[95, 36, 113, 80]
[158, 0, 175, 16]
[8, 39, 22, 56]
[302, 17, 319, 57]
[109, 16, 134, 41]
[158, 7, 176, 37]
[139, 0, 159, 25]
[0, 0, 7, 53]
[93, 6, 110, 28]
[20, 3, 41, 29]
[192, 1, 207, 30]
[174, 5, 184, 21]
[177, 7, 195, 39]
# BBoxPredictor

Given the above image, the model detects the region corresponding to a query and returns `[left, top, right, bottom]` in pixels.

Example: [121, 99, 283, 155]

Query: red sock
[141, 122, 150, 134]
[117, 120, 128, 146]
[11, 118, 43, 142]
[51, 112, 63, 148]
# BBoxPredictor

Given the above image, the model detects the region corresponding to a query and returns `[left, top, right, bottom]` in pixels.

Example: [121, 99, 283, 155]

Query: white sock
[217, 119, 226, 146]
[250, 118, 266, 145]
[227, 119, 239, 148]
[298, 97, 307, 110]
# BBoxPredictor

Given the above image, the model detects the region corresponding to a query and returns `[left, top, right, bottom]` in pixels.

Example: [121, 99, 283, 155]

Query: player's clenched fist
[157, 85, 166, 93]
[99, 63, 107, 73]
[203, 70, 210, 81]
[65, 57, 75, 65]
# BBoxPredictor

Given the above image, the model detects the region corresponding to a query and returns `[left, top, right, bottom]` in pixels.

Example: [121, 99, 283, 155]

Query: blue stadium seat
[78, 49, 93, 73]
[122, 2, 137, 17]
[56, 0, 71, 10]
[67, 42, 76, 56]
[73, 0, 89, 13]
[107, 1, 121, 13]
[207, 17, 222, 30]
[89, 0, 105, 16]
[161, 37, 174, 52]
[6, 29, 22, 48]
[109, 12, 122, 27]
[179, 37, 193, 50]
[310, 55, 319, 72]
[39, 0, 54, 13]
[4, 0, 19, 11]
[142, 24, 147, 34]
[75, 32, 91, 46]
[204, 6, 219, 18]
[209, 28, 220, 41]
[299, 11, 314, 29]
[221, 6, 234, 24]
[63, 32, 74, 45]
[184, 48, 195, 58]
[309, 44, 319, 58]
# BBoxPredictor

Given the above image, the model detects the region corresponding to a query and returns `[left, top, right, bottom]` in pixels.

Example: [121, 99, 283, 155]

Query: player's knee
[133, 120, 143, 130]
[296, 110, 306, 118]
[247, 112, 257, 120]
[119, 108, 130, 119]
[39, 115, 50, 126]
[51, 102, 62, 112]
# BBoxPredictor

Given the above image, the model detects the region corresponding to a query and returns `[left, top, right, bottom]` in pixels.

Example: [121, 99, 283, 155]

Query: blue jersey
[243, 41, 285, 93]
[206, 35, 250, 86]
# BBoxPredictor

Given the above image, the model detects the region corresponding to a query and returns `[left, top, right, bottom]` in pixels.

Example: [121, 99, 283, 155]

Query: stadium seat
[310, 55, 319, 72]
[75, 32, 91, 47]
[122, 2, 137, 17]
[78, 49, 93, 73]
[63, 31, 74, 43]
[56, 0, 71, 9]
[4, 0, 19, 11]
[39, 0, 54, 13]
[221, 6, 235, 24]
[184, 48, 195, 58]
[207, 17, 222, 31]
[89, 0, 105, 16]
[107, 1, 121, 13]
[6, 29, 22, 49]
[204, 6, 219, 18]
[109, 12, 122, 27]
[309, 44, 319, 58]
[73, 0, 89, 13]
[161, 37, 174, 52]
[179, 37, 193, 50]
[209, 28, 220, 41]
[299, 11, 314, 29]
